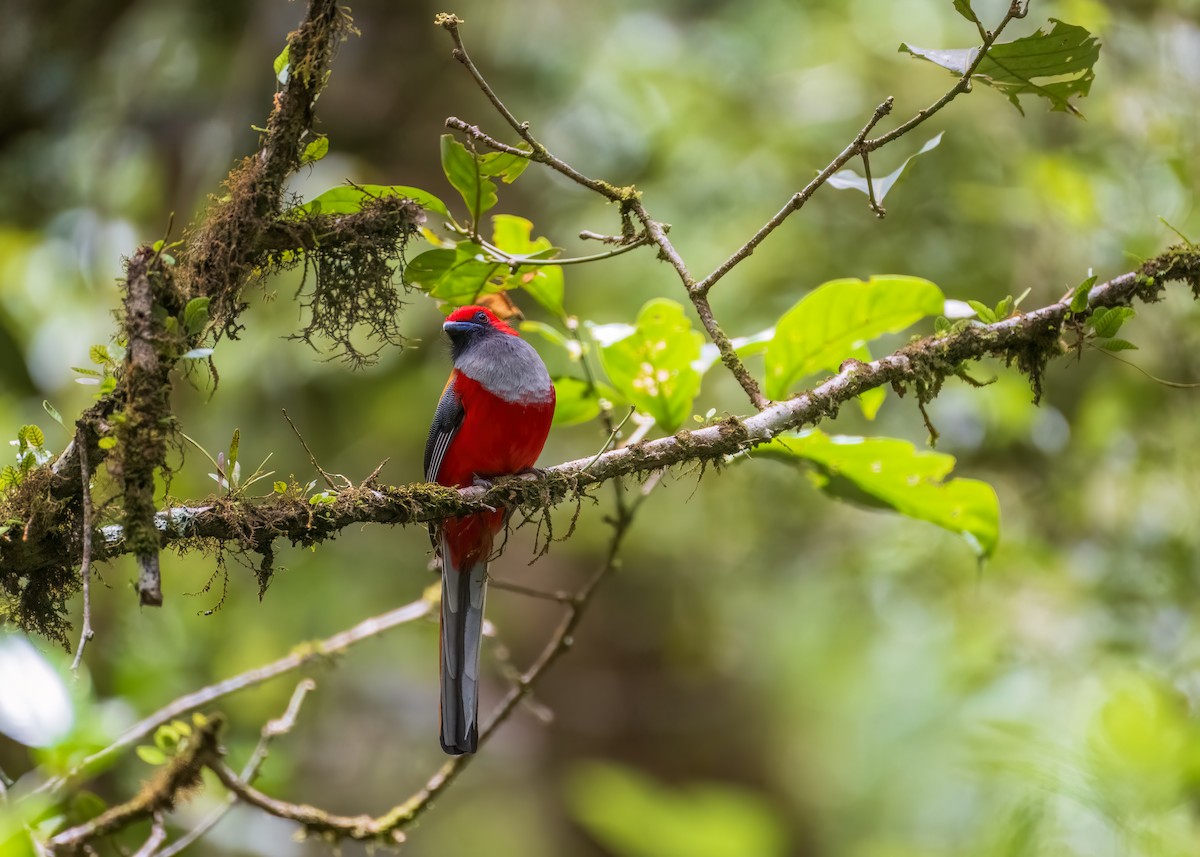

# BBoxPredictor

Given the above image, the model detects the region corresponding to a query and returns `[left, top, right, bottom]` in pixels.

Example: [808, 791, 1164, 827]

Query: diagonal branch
[36, 599, 431, 799]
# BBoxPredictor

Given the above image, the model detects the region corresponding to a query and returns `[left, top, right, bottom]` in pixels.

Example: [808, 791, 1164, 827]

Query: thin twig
[130, 813, 167, 857]
[440, 18, 774, 409]
[488, 577, 574, 603]
[693, 96, 894, 298]
[863, 2, 1028, 152]
[36, 599, 431, 798]
[155, 679, 316, 857]
[281, 408, 343, 491]
[861, 151, 885, 218]
[436, 16, 621, 200]
[70, 435, 95, 673]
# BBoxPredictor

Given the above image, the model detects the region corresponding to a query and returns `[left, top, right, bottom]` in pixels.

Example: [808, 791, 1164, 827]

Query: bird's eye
[474, 311, 488, 323]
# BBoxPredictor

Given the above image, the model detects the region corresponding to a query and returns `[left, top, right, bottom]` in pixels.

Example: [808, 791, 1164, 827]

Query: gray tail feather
[439, 541, 488, 755]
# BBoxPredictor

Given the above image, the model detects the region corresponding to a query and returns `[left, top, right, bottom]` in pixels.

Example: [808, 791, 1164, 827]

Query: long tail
[439, 532, 488, 755]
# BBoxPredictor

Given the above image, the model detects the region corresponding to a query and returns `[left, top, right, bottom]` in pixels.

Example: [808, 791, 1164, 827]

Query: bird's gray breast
[456, 334, 554, 404]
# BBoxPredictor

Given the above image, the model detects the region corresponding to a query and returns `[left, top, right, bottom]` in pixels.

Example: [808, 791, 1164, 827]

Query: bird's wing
[424, 374, 465, 483]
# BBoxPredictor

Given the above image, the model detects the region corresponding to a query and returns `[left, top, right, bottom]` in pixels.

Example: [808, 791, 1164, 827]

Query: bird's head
[442, 305, 520, 345]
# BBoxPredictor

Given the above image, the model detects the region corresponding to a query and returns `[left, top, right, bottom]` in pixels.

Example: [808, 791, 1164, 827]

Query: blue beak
[443, 321, 477, 337]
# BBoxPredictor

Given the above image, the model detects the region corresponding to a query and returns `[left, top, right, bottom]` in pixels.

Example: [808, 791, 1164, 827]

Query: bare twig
[861, 151, 886, 218]
[36, 599, 431, 798]
[437, 15, 770, 410]
[154, 680, 316, 857]
[282, 408, 344, 491]
[488, 577, 574, 603]
[693, 96, 895, 298]
[69, 436, 95, 672]
[863, 2, 1028, 152]
[131, 813, 167, 857]
[688, 1, 1027, 296]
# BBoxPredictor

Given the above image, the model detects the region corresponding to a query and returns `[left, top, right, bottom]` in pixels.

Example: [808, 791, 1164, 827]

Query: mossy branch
[0, 0, 403, 623]
[5, 248, 1191, 594]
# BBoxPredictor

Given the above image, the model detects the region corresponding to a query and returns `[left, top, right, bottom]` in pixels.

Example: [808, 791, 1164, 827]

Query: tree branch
[9, 247, 1187, 582]
[36, 600, 431, 799]
[153, 679, 316, 857]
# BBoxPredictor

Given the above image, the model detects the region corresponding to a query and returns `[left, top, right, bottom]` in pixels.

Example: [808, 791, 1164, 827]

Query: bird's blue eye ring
[474, 311, 488, 324]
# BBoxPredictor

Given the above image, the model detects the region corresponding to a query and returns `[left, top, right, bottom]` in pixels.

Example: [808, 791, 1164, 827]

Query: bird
[424, 305, 556, 754]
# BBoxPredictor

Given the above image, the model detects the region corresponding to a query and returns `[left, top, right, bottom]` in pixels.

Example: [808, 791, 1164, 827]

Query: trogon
[424, 305, 556, 754]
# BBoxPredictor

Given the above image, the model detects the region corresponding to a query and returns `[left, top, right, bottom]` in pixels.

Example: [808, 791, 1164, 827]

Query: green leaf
[1099, 338, 1138, 352]
[1087, 306, 1136, 338]
[42, 400, 65, 429]
[227, 429, 240, 477]
[423, 243, 507, 307]
[900, 20, 1099, 117]
[98, 436, 117, 450]
[153, 724, 181, 753]
[136, 745, 167, 766]
[441, 134, 497, 223]
[566, 760, 787, 857]
[552, 377, 603, 426]
[478, 148, 531, 183]
[273, 480, 288, 493]
[88, 345, 112, 366]
[763, 276, 944, 400]
[492, 215, 565, 315]
[273, 45, 289, 84]
[994, 295, 1014, 320]
[404, 248, 458, 289]
[183, 297, 211, 336]
[19, 425, 45, 449]
[760, 430, 1000, 558]
[300, 136, 329, 165]
[967, 300, 997, 323]
[1071, 275, 1098, 313]
[953, 0, 980, 24]
[827, 133, 943, 203]
[293, 184, 449, 219]
[600, 299, 705, 433]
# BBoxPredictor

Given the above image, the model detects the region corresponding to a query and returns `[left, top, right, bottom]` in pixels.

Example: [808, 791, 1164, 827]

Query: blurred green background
[2, 0, 1200, 854]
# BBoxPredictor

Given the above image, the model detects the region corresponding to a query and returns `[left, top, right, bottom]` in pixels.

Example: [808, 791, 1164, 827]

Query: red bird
[425, 305, 556, 754]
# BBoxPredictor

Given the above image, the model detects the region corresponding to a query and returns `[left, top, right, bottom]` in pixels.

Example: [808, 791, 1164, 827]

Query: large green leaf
[291, 184, 449, 219]
[566, 761, 787, 857]
[901, 20, 1099, 116]
[763, 275, 944, 400]
[760, 430, 1000, 557]
[405, 242, 506, 306]
[441, 135, 497, 224]
[492, 215, 564, 315]
[599, 299, 704, 432]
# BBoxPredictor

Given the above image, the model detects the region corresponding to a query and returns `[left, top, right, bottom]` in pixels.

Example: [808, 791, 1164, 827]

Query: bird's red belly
[436, 375, 554, 567]
[436, 376, 555, 489]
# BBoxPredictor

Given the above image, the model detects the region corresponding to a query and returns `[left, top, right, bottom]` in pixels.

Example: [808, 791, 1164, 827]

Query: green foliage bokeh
[1, 0, 1200, 855]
